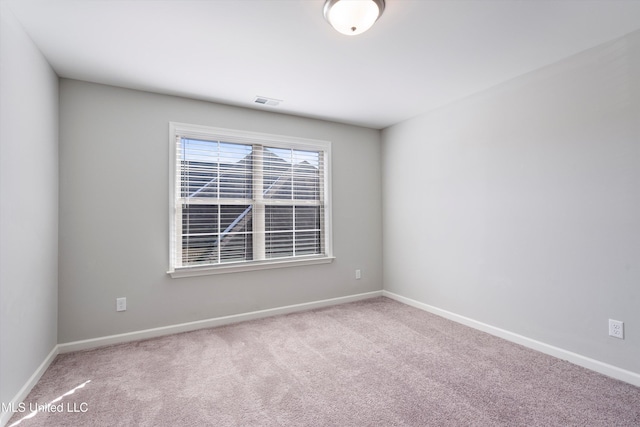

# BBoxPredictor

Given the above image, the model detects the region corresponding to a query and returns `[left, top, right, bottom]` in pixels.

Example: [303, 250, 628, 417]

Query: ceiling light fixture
[323, 0, 385, 36]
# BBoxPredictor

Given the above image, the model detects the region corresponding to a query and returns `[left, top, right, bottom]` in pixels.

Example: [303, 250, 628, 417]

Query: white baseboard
[1, 345, 59, 427]
[382, 290, 640, 388]
[13, 288, 634, 427]
[58, 290, 383, 354]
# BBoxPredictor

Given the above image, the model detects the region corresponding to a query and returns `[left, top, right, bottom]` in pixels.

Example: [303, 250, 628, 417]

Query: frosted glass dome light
[323, 0, 385, 36]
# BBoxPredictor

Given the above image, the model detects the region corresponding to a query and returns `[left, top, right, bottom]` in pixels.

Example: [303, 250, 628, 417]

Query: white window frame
[168, 122, 334, 278]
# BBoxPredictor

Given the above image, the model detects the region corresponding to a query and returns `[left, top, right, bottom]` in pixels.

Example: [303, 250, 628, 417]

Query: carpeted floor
[7, 297, 640, 426]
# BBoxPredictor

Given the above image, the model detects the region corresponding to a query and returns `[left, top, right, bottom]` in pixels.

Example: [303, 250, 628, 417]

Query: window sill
[168, 255, 335, 278]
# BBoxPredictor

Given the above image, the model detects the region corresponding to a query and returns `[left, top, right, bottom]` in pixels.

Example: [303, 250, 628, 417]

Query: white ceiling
[5, 0, 640, 129]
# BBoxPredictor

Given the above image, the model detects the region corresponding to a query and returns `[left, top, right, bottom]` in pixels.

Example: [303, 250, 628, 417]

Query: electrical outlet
[608, 319, 624, 339]
[355, 269, 362, 280]
[116, 297, 127, 312]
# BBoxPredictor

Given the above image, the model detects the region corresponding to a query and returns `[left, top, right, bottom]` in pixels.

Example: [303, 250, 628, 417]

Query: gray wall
[0, 5, 59, 408]
[58, 79, 382, 343]
[382, 30, 640, 373]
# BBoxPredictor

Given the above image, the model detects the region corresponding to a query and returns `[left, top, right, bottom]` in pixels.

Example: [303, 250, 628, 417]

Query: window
[168, 123, 333, 277]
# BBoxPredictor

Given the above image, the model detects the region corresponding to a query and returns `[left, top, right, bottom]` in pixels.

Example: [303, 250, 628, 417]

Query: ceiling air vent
[254, 96, 281, 107]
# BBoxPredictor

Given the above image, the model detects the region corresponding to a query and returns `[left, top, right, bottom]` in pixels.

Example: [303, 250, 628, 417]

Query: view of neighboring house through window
[169, 123, 332, 276]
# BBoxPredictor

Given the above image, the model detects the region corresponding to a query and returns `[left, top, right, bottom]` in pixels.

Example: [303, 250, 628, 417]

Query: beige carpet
[7, 297, 640, 426]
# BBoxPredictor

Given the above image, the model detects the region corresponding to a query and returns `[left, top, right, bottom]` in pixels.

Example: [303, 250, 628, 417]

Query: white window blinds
[169, 123, 332, 275]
